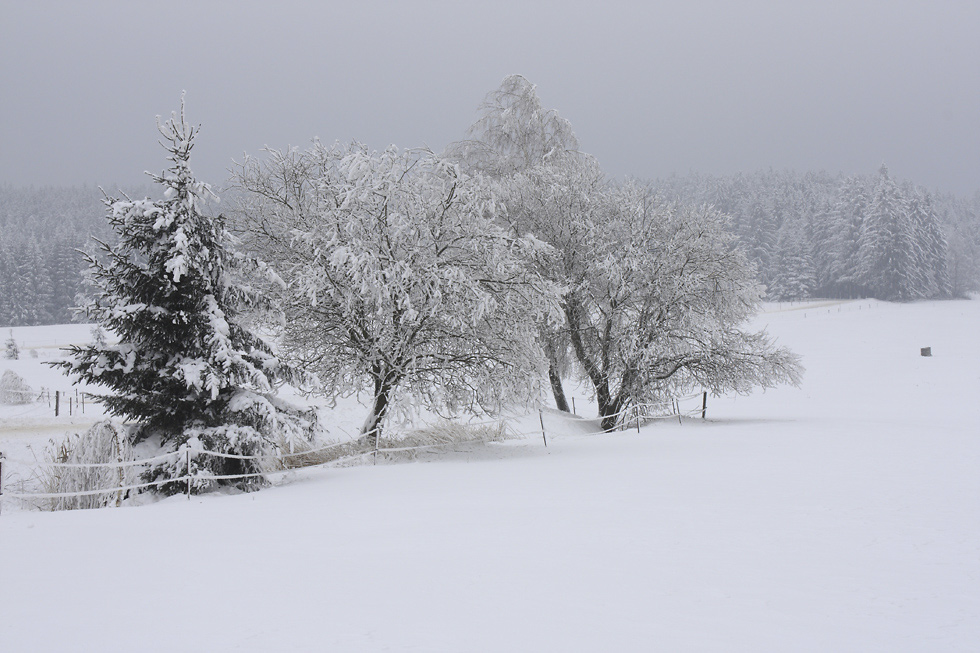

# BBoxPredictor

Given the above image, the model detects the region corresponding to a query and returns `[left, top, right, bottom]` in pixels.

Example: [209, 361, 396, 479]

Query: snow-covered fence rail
[539, 392, 710, 439]
[0, 421, 526, 512]
[0, 395, 709, 513]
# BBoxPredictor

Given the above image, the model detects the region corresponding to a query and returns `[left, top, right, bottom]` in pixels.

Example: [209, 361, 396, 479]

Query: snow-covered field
[1, 298, 978, 652]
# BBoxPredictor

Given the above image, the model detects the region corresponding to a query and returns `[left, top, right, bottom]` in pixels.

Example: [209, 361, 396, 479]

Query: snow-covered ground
[1, 298, 978, 651]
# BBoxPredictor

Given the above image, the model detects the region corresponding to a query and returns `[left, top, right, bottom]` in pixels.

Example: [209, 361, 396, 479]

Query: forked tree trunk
[598, 393, 621, 433]
[548, 362, 571, 413]
[565, 300, 623, 432]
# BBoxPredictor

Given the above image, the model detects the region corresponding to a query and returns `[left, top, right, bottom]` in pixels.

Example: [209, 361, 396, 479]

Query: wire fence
[0, 387, 97, 416]
[0, 391, 709, 513]
[0, 423, 537, 510]
[542, 392, 708, 438]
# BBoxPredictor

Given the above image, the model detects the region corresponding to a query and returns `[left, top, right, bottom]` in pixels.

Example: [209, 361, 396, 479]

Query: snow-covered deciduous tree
[447, 74, 579, 177]
[562, 183, 803, 431]
[90, 325, 107, 348]
[233, 141, 559, 443]
[0, 369, 32, 404]
[56, 100, 312, 493]
[449, 74, 585, 411]
[493, 152, 608, 412]
[449, 76, 802, 429]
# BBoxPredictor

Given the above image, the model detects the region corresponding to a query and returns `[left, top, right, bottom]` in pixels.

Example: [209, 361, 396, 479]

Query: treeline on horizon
[2, 166, 979, 328]
[656, 167, 980, 301]
[0, 184, 145, 326]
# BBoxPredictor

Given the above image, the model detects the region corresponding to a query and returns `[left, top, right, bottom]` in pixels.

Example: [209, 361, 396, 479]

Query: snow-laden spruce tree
[857, 165, 918, 301]
[4, 330, 18, 359]
[57, 101, 313, 493]
[233, 141, 559, 443]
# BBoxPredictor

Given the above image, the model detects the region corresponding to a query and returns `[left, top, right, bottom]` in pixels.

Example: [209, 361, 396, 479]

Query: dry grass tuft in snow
[36, 421, 135, 511]
[379, 420, 511, 458]
[272, 420, 512, 469]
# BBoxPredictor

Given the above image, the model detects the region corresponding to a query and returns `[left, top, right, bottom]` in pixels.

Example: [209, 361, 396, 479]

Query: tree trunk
[361, 370, 399, 448]
[548, 361, 570, 413]
[598, 392, 621, 433]
[565, 299, 618, 431]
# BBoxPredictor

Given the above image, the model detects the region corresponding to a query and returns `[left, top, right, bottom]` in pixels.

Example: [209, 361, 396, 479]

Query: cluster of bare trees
[231, 76, 802, 435]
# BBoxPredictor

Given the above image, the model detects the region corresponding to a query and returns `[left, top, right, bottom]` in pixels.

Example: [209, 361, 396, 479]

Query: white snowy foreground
[1, 299, 978, 652]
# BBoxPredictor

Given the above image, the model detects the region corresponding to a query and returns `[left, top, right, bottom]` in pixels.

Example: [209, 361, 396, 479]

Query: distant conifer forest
[1, 170, 978, 328]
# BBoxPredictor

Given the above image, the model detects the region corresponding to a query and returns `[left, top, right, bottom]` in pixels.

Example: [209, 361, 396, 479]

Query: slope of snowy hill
[0, 298, 978, 652]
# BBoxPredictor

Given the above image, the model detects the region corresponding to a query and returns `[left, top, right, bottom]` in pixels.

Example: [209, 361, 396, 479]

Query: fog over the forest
[2, 0, 978, 197]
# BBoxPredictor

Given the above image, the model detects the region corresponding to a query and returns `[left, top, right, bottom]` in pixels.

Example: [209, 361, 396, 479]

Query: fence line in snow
[0, 427, 528, 509]
[0, 387, 98, 416]
[0, 391, 708, 513]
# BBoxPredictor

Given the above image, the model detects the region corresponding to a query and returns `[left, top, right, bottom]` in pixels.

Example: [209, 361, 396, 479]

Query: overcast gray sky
[2, 0, 978, 196]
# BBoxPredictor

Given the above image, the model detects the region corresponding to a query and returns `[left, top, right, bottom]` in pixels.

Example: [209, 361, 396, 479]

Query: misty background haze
[2, 0, 978, 196]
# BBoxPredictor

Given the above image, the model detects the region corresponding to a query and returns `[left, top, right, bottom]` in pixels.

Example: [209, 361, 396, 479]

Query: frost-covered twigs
[233, 142, 560, 443]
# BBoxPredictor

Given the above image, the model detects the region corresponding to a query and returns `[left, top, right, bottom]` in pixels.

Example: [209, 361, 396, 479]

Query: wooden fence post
[185, 448, 191, 500]
[55, 391, 60, 417]
[539, 409, 548, 447]
[701, 391, 707, 419]
[114, 426, 124, 508]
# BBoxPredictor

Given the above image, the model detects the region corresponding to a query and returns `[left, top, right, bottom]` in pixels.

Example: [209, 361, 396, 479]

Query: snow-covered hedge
[0, 369, 33, 404]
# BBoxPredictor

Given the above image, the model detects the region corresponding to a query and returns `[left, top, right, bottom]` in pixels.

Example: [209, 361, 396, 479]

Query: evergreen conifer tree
[4, 330, 18, 360]
[858, 165, 917, 300]
[56, 100, 312, 493]
[830, 176, 870, 298]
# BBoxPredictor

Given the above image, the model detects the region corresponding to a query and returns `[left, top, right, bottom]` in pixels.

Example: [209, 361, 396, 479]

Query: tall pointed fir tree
[829, 176, 869, 298]
[57, 101, 313, 494]
[857, 165, 917, 300]
[769, 217, 816, 301]
[907, 190, 951, 298]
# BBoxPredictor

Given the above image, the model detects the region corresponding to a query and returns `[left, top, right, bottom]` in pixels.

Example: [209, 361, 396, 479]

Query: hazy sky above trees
[2, 0, 978, 196]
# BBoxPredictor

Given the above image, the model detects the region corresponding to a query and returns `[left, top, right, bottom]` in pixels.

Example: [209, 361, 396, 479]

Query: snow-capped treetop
[56, 99, 303, 442]
[447, 74, 580, 177]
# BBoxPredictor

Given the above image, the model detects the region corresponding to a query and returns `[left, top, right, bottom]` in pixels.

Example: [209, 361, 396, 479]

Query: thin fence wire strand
[2, 393, 707, 505]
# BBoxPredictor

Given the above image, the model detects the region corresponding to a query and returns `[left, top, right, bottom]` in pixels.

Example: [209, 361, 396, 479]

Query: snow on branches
[56, 99, 314, 493]
[563, 186, 803, 430]
[451, 75, 803, 430]
[234, 142, 560, 441]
